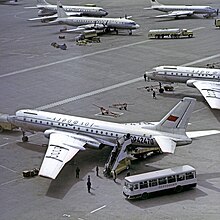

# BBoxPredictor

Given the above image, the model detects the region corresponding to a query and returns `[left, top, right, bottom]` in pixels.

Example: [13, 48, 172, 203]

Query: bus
[123, 165, 197, 199]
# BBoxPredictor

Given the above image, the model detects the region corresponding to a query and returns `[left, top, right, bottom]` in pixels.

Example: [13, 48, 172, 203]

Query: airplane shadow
[16, 142, 47, 154]
[45, 146, 112, 199]
[155, 15, 203, 22]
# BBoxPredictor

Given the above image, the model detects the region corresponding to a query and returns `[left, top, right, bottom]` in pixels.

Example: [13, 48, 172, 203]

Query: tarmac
[0, 0, 220, 219]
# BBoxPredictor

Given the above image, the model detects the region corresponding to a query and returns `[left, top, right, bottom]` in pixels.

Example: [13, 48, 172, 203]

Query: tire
[159, 88, 164, 93]
[175, 185, 183, 193]
[171, 35, 174, 39]
[188, 34, 193, 38]
[22, 136, 28, 142]
[141, 192, 149, 199]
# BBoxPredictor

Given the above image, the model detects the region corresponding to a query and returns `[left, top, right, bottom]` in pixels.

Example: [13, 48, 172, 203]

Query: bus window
[140, 181, 148, 189]
[134, 184, 138, 190]
[158, 177, 167, 185]
[167, 175, 176, 183]
[177, 174, 185, 181]
[186, 172, 194, 180]
[149, 179, 157, 187]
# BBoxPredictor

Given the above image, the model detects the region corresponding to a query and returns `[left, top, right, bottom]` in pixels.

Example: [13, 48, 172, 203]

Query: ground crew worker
[153, 90, 156, 99]
[96, 166, 99, 176]
[87, 180, 91, 193]
[144, 73, 147, 82]
[76, 167, 80, 178]
[112, 170, 117, 182]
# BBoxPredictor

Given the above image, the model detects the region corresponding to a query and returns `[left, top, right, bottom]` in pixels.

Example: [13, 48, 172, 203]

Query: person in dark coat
[76, 167, 80, 178]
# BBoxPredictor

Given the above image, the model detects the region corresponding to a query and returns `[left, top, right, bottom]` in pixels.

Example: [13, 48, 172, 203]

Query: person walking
[96, 166, 99, 176]
[76, 167, 80, 178]
[112, 170, 117, 183]
[152, 90, 156, 99]
[144, 73, 147, 82]
[87, 180, 91, 193]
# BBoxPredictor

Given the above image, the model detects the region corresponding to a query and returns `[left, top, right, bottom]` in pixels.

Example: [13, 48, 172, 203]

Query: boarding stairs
[103, 136, 132, 176]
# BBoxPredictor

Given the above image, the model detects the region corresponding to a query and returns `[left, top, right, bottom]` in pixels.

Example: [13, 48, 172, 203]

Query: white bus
[123, 165, 197, 199]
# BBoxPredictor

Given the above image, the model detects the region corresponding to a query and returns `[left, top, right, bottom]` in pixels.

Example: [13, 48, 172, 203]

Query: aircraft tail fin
[57, 0, 68, 18]
[150, 0, 162, 6]
[155, 97, 196, 134]
[37, 0, 49, 5]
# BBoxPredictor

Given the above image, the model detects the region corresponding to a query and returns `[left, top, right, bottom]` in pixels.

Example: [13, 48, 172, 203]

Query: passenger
[144, 73, 147, 82]
[152, 90, 156, 99]
[126, 171, 130, 177]
[87, 180, 91, 193]
[96, 166, 99, 176]
[76, 167, 80, 178]
[112, 170, 117, 182]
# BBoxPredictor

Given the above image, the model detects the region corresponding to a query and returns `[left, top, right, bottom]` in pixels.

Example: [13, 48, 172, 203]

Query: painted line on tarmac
[0, 164, 17, 173]
[36, 77, 142, 110]
[0, 39, 152, 79]
[90, 205, 106, 214]
[0, 177, 24, 187]
[36, 53, 220, 110]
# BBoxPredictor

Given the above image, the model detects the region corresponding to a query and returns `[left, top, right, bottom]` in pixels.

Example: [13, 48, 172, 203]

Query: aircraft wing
[39, 132, 86, 179]
[61, 23, 106, 33]
[192, 81, 220, 109]
[154, 136, 176, 154]
[156, 10, 194, 18]
[186, 130, 220, 139]
[28, 12, 82, 21]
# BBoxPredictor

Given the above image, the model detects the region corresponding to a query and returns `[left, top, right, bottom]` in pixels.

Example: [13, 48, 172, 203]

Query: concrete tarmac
[0, 0, 220, 219]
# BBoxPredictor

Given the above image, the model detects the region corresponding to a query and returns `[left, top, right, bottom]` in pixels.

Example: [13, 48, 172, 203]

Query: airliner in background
[145, 0, 219, 18]
[26, 0, 108, 18]
[7, 98, 220, 179]
[146, 66, 220, 109]
[40, 1, 139, 35]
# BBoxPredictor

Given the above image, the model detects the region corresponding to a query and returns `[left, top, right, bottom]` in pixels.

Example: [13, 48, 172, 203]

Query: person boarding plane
[144, 0, 219, 19]
[38, 1, 140, 35]
[146, 66, 220, 109]
[7, 98, 220, 179]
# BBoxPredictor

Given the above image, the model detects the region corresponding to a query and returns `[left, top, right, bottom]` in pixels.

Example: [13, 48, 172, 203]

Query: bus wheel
[141, 192, 149, 199]
[175, 185, 183, 193]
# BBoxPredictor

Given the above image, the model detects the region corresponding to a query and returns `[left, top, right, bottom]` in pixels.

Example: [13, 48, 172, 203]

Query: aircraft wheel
[22, 136, 28, 142]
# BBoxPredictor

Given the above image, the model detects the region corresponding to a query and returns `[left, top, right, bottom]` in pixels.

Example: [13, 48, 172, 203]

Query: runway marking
[90, 205, 106, 214]
[0, 177, 24, 187]
[0, 164, 17, 173]
[0, 40, 152, 79]
[36, 53, 220, 110]
[36, 77, 142, 110]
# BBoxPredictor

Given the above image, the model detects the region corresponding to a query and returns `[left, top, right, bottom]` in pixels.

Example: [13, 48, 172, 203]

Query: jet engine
[186, 79, 196, 88]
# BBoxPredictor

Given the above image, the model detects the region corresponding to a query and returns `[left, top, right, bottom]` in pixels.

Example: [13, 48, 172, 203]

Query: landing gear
[129, 30, 132, 35]
[22, 131, 28, 142]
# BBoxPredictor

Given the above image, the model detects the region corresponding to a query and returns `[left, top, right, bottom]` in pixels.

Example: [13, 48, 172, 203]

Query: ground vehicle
[111, 158, 131, 175]
[75, 30, 100, 42]
[0, 113, 18, 132]
[130, 147, 161, 159]
[215, 19, 220, 28]
[148, 28, 193, 39]
[123, 165, 197, 199]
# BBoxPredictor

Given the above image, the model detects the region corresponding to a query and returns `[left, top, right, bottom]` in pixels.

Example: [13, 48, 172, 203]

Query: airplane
[144, 0, 219, 19]
[26, 0, 108, 20]
[0, 0, 19, 4]
[40, 1, 140, 35]
[145, 66, 220, 109]
[7, 97, 220, 179]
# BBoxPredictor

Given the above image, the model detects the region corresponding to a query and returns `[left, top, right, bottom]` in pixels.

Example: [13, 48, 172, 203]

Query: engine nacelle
[186, 79, 196, 88]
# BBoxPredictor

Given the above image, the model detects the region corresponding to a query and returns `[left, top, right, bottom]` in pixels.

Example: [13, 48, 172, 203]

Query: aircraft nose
[104, 11, 108, 16]
[135, 24, 140, 29]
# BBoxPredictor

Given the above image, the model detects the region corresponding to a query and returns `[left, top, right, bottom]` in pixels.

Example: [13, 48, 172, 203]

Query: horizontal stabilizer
[186, 130, 220, 139]
[154, 136, 176, 154]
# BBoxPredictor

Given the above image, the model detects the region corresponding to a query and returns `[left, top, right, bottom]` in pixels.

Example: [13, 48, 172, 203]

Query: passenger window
[186, 172, 194, 179]
[167, 175, 176, 183]
[140, 181, 148, 189]
[134, 184, 138, 190]
[177, 174, 185, 181]
[149, 179, 157, 187]
[158, 177, 167, 185]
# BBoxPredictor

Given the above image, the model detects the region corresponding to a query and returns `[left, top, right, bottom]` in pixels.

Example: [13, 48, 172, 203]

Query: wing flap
[193, 81, 220, 109]
[154, 136, 176, 154]
[39, 132, 86, 179]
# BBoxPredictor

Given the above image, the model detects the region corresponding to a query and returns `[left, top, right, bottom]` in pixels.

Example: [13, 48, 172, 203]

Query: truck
[214, 19, 220, 28]
[0, 113, 18, 132]
[75, 30, 100, 43]
[148, 28, 193, 39]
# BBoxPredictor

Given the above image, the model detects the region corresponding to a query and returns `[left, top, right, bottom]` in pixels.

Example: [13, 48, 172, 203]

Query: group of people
[144, 73, 157, 99]
[75, 165, 100, 193]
